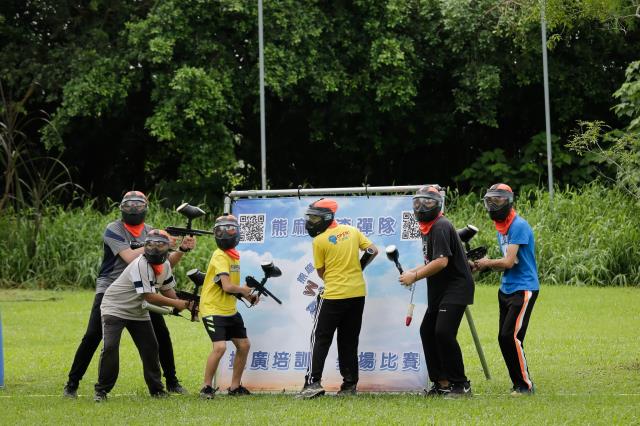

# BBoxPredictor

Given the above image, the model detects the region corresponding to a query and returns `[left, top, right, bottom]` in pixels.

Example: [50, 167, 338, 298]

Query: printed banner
[217, 195, 428, 392]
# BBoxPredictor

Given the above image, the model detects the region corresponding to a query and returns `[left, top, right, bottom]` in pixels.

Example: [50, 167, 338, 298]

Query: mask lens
[145, 240, 168, 249]
[413, 198, 438, 211]
[215, 225, 238, 238]
[484, 196, 508, 211]
[121, 200, 147, 213]
[305, 214, 323, 224]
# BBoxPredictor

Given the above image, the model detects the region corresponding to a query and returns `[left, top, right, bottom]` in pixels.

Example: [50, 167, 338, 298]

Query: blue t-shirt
[497, 215, 539, 294]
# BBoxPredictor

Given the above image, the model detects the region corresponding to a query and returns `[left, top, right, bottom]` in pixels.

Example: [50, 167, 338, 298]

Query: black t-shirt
[421, 216, 474, 306]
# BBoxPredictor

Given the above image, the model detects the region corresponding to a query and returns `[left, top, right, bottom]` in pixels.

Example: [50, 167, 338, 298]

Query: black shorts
[202, 312, 247, 342]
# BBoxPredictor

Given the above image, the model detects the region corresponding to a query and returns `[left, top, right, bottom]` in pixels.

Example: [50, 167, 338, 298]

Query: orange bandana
[494, 209, 517, 235]
[418, 213, 443, 235]
[124, 222, 144, 238]
[151, 264, 164, 276]
[224, 249, 240, 260]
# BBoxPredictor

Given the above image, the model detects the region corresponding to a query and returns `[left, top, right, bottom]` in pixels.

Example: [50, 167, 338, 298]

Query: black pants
[498, 289, 538, 391]
[95, 315, 164, 395]
[420, 303, 468, 384]
[66, 293, 178, 387]
[305, 296, 365, 388]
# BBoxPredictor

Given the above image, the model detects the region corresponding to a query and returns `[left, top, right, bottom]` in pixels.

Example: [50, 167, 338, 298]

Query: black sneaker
[296, 381, 325, 399]
[63, 384, 78, 399]
[336, 383, 357, 397]
[94, 390, 108, 402]
[424, 382, 448, 397]
[199, 385, 218, 400]
[444, 381, 472, 399]
[151, 390, 170, 398]
[511, 385, 535, 396]
[167, 382, 188, 395]
[228, 385, 252, 396]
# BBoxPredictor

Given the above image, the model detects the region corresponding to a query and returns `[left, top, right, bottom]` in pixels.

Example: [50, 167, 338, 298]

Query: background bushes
[0, 183, 638, 289]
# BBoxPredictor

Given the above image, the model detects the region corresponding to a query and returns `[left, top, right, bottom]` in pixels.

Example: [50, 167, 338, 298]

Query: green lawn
[0, 286, 639, 425]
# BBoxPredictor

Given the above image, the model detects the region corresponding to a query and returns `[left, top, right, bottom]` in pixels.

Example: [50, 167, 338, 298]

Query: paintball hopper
[457, 225, 479, 244]
[261, 261, 282, 279]
[187, 268, 205, 287]
[177, 203, 206, 221]
[385, 245, 404, 274]
[166, 203, 215, 237]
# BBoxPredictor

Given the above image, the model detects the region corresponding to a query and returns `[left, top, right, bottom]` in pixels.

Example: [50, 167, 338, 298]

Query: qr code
[400, 211, 421, 240]
[238, 214, 266, 243]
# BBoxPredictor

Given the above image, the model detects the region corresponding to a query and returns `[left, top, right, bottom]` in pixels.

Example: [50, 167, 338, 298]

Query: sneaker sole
[295, 390, 326, 399]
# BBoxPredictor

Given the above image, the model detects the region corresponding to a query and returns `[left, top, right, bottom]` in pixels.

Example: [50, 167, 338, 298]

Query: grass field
[0, 286, 639, 425]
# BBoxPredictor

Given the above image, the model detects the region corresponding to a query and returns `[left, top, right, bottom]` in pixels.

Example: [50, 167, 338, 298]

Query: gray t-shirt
[96, 220, 152, 294]
[101, 255, 175, 321]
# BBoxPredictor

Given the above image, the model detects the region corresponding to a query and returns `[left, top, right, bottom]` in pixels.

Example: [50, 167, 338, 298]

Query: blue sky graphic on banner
[217, 195, 429, 392]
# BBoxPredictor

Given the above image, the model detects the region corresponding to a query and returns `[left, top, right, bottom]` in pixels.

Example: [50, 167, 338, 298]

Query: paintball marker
[457, 224, 487, 261]
[245, 261, 283, 306]
[385, 245, 415, 327]
[165, 203, 216, 238]
[172, 268, 205, 321]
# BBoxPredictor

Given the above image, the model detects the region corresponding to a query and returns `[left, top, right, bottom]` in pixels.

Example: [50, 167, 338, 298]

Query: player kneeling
[94, 230, 193, 402]
[199, 215, 258, 399]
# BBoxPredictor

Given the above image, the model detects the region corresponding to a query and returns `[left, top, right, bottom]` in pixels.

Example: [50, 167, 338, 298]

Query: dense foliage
[0, 1, 638, 207]
[1, 184, 638, 288]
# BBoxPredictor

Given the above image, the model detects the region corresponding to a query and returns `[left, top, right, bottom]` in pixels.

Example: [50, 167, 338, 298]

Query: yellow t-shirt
[312, 224, 372, 299]
[199, 249, 240, 317]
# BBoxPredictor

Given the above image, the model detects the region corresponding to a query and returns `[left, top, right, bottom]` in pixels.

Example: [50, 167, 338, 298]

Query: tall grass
[446, 183, 640, 286]
[0, 201, 217, 289]
[0, 183, 639, 288]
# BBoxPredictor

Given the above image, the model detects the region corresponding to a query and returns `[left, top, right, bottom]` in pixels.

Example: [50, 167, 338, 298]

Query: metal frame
[223, 184, 490, 380]
[224, 185, 433, 213]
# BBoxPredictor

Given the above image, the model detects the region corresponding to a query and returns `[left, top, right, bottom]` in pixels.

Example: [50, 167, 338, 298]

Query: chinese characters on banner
[220, 195, 428, 392]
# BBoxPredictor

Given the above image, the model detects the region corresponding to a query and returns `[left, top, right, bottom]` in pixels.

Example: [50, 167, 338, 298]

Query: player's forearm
[143, 293, 186, 309]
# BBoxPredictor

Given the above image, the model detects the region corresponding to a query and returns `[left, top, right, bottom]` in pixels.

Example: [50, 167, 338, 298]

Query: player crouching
[93, 230, 193, 402]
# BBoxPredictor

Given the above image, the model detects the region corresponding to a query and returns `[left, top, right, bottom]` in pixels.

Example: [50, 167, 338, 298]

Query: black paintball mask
[304, 199, 336, 238]
[144, 230, 171, 265]
[412, 186, 443, 223]
[483, 184, 514, 221]
[214, 215, 240, 250]
[120, 191, 148, 225]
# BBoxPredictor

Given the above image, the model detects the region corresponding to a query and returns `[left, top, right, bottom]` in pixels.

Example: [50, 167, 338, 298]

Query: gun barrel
[165, 226, 215, 237]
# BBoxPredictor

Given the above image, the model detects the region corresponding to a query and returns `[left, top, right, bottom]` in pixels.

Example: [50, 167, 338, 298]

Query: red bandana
[494, 209, 517, 235]
[224, 249, 240, 260]
[418, 213, 443, 235]
[124, 222, 144, 238]
[151, 264, 164, 276]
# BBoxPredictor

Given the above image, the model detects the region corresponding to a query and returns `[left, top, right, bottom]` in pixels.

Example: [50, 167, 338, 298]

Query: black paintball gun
[165, 203, 216, 238]
[457, 224, 487, 262]
[171, 268, 205, 322]
[245, 261, 283, 306]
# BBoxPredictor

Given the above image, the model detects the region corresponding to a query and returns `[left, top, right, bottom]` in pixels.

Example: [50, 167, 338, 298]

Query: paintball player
[298, 198, 378, 399]
[63, 191, 195, 398]
[94, 230, 193, 401]
[198, 215, 258, 399]
[474, 183, 539, 396]
[398, 186, 475, 398]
